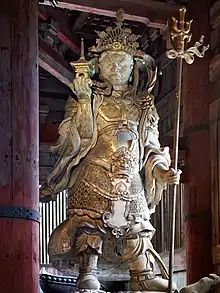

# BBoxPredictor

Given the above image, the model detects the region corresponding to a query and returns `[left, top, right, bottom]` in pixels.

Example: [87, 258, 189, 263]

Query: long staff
[166, 8, 209, 293]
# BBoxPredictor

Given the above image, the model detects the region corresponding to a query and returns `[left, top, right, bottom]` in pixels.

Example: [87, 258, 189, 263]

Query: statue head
[98, 50, 134, 86]
[89, 9, 157, 106]
[89, 9, 140, 87]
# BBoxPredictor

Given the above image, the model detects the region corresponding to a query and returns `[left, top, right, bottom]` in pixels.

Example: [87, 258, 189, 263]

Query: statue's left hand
[73, 76, 92, 100]
[162, 168, 182, 185]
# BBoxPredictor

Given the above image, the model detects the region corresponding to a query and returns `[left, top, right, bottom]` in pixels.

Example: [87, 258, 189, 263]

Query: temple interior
[1, 0, 220, 293]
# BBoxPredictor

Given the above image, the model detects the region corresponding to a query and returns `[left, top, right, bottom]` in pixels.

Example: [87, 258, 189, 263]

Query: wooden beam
[39, 39, 74, 86]
[38, 6, 80, 55]
[57, 30, 80, 55]
[41, 0, 180, 28]
[40, 76, 71, 95]
[72, 12, 90, 31]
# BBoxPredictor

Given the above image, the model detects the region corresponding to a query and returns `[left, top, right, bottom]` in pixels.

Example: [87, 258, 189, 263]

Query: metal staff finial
[166, 7, 209, 293]
[170, 7, 192, 47]
[167, 7, 209, 63]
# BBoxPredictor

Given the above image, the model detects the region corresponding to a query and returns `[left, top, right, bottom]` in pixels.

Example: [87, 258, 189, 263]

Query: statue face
[98, 51, 134, 86]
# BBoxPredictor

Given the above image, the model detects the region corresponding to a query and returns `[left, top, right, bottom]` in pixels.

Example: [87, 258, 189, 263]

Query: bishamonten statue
[40, 9, 181, 292]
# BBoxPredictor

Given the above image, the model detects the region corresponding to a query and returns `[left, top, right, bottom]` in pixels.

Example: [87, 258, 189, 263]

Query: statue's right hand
[73, 75, 92, 100]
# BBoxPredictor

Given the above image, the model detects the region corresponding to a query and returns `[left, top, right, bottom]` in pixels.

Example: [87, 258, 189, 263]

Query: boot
[129, 253, 177, 292]
[130, 269, 177, 292]
[77, 250, 100, 290]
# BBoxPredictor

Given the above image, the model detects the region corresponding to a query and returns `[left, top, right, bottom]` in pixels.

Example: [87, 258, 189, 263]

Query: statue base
[119, 291, 168, 293]
[73, 290, 106, 293]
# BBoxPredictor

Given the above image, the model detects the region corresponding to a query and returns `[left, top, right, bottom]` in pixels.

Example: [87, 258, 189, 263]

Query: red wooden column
[209, 0, 220, 283]
[0, 1, 39, 293]
[183, 0, 213, 284]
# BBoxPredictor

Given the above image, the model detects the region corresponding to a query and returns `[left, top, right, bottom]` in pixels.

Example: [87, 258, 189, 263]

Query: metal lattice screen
[40, 190, 67, 264]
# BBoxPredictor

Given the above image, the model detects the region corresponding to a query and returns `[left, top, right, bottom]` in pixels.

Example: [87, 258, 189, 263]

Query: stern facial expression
[99, 51, 134, 86]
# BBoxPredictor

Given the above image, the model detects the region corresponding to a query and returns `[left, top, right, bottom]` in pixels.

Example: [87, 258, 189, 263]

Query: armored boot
[77, 249, 100, 290]
[129, 252, 177, 292]
[124, 237, 176, 292]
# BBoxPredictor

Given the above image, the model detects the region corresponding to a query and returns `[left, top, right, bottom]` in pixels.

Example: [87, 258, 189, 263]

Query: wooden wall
[152, 51, 185, 254]
[151, 184, 185, 253]
[155, 57, 178, 135]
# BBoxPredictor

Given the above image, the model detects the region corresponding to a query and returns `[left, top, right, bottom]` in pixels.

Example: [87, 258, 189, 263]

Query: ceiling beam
[40, 76, 71, 96]
[39, 39, 74, 86]
[41, 0, 180, 28]
[72, 12, 90, 31]
[38, 6, 80, 55]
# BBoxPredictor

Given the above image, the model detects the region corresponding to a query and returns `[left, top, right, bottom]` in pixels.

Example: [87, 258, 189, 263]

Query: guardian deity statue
[40, 9, 181, 292]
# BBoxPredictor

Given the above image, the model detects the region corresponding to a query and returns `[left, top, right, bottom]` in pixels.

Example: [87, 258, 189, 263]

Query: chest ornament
[111, 147, 138, 176]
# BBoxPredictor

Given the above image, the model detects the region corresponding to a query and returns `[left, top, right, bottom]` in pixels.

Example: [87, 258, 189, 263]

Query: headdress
[89, 9, 143, 56]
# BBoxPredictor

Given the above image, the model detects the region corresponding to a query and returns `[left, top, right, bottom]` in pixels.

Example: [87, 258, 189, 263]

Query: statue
[179, 274, 220, 293]
[40, 9, 181, 292]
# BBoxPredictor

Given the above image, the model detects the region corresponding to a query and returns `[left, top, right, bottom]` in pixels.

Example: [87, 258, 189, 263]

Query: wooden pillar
[0, 1, 39, 293]
[183, 0, 213, 284]
[210, 0, 220, 280]
[210, 99, 220, 276]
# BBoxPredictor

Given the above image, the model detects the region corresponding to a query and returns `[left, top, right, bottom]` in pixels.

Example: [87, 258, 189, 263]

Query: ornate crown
[89, 9, 142, 56]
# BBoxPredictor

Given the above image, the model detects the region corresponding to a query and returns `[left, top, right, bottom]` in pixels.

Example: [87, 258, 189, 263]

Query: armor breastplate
[87, 98, 141, 175]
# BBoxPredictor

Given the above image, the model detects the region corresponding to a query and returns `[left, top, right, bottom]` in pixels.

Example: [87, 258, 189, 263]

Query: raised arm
[73, 76, 94, 139]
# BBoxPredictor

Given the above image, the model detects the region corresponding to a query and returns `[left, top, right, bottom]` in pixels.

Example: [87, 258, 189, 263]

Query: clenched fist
[153, 164, 182, 185]
[162, 168, 182, 185]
